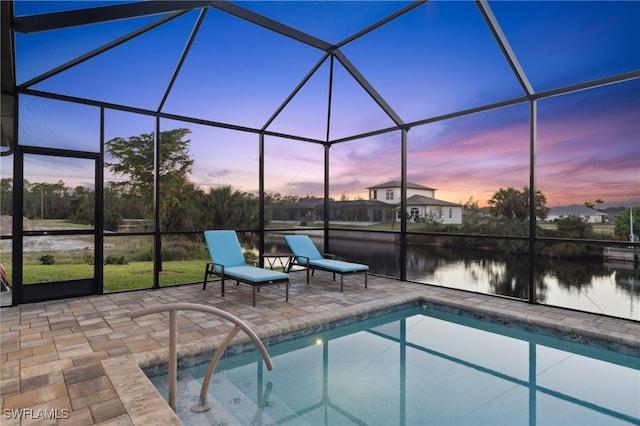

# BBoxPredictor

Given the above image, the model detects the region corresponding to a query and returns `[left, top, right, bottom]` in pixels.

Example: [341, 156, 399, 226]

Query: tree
[103, 182, 144, 231]
[614, 206, 640, 241]
[584, 198, 605, 210]
[201, 185, 259, 230]
[265, 192, 301, 205]
[463, 196, 479, 212]
[488, 186, 548, 221]
[68, 185, 95, 225]
[105, 128, 194, 226]
[0, 178, 12, 216]
[346, 206, 356, 221]
[23, 180, 67, 219]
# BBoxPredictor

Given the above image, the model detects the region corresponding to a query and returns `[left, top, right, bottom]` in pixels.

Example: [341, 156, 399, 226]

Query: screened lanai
[1, 1, 639, 319]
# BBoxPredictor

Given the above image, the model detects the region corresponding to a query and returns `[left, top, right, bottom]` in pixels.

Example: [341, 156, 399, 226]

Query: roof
[366, 181, 435, 191]
[330, 199, 389, 207]
[406, 195, 461, 207]
[548, 205, 607, 216]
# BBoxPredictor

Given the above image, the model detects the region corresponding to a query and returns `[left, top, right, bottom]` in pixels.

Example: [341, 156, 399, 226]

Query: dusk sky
[4, 1, 639, 208]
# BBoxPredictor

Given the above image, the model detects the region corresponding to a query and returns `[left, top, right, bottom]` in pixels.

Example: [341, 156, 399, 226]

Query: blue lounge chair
[284, 234, 368, 292]
[203, 230, 289, 307]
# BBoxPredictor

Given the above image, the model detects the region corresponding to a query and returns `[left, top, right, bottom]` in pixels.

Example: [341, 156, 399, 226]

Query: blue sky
[5, 1, 640, 207]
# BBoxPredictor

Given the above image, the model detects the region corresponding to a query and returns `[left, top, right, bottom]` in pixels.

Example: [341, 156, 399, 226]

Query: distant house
[546, 205, 607, 223]
[367, 181, 463, 224]
[368, 180, 436, 201]
[268, 180, 463, 224]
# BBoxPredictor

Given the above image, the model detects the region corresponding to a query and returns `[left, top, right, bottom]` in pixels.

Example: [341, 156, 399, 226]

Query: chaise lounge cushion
[223, 265, 288, 283]
[308, 259, 368, 273]
[205, 230, 249, 271]
[285, 234, 325, 262]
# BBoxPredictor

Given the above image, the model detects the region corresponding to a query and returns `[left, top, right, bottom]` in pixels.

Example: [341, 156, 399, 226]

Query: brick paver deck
[2, 273, 639, 425]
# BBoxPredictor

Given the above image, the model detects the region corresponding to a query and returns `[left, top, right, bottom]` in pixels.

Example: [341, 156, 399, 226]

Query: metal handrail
[129, 303, 273, 412]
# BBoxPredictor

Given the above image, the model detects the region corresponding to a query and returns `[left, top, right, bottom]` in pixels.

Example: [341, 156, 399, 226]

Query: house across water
[268, 181, 463, 225]
[546, 205, 608, 223]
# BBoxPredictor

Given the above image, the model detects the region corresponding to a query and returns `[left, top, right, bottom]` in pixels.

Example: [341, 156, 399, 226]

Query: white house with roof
[367, 181, 463, 224]
[546, 205, 608, 223]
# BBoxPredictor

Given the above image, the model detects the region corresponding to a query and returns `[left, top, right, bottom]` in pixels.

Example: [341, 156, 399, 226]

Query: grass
[6, 260, 209, 292]
[30, 219, 93, 229]
[106, 260, 206, 291]
[21, 263, 94, 283]
[311, 221, 617, 236]
[539, 223, 615, 237]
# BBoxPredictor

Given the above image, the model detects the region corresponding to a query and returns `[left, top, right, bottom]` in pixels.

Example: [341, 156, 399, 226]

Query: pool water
[148, 306, 640, 425]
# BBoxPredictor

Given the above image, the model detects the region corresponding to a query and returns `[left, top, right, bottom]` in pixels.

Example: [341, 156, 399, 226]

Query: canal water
[265, 233, 640, 321]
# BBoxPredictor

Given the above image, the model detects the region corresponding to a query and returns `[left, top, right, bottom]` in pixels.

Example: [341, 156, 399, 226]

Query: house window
[386, 190, 394, 200]
[449, 208, 452, 218]
[410, 208, 419, 219]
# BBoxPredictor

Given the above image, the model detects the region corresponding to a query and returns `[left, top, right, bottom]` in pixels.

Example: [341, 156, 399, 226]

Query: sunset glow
[5, 0, 639, 209]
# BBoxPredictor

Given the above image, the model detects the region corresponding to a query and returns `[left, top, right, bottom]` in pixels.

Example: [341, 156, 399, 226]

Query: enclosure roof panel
[8, 0, 640, 143]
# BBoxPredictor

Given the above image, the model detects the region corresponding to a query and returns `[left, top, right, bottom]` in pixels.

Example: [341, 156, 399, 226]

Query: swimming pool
[147, 305, 640, 425]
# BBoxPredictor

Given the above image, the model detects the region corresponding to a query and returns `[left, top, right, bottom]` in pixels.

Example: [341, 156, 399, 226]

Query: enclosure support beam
[158, 8, 208, 113]
[213, 1, 332, 52]
[13, 1, 211, 33]
[153, 118, 161, 289]
[333, 50, 406, 129]
[324, 144, 331, 253]
[528, 100, 538, 304]
[259, 133, 265, 265]
[476, 0, 534, 97]
[96, 109, 105, 295]
[400, 129, 408, 281]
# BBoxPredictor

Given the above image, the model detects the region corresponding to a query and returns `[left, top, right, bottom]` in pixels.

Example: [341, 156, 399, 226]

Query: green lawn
[105, 260, 207, 291]
[29, 219, 93, 229]
[9, 260, 209, 292]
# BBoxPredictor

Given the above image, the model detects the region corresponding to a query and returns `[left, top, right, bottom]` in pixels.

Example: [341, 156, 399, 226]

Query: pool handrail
[128, 302, 273, 412]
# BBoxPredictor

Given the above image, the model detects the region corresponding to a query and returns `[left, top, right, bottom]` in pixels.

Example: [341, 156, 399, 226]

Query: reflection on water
[265, 234, 640, 321]
[152, 307, 640, 426]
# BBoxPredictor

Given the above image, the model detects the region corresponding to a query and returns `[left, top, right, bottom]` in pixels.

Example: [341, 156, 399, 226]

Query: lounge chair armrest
[295, 255, 311, 266]
[323, 253, 336, 259]
[212, 262, 225, 274]
[245, 259, 259, 267]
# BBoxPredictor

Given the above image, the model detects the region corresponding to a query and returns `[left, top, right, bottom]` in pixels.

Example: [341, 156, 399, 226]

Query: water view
[266, 234, 640, 321]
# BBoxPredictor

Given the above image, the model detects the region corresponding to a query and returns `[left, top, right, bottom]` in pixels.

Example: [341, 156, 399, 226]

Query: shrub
[104, 211, 123, 232]
[556, 216, 593, 239]
[39, 254, 55, 265]
[161, 246, 188, 261]
[127, 249, 153, 262]
[105, 255, 127, 265]
[542, 243, 600, 259]
[82, 248, 94, 265]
